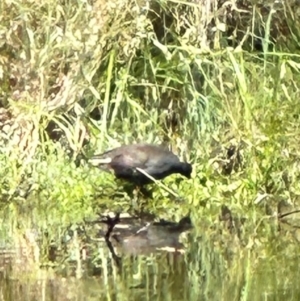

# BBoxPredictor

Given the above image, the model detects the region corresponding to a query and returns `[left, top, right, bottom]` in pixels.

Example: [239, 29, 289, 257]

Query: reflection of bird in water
[111, 216, 193, 255]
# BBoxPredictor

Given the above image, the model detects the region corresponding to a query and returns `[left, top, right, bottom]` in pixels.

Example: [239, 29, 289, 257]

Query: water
[1, 230, 300, 301]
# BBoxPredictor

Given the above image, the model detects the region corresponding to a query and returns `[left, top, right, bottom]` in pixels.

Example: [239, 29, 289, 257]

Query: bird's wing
[110, 153, 147, 169]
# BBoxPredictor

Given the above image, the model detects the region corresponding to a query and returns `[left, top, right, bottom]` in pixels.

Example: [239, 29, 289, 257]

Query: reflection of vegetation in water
[2, 239, 300, 300]
[1, 0, 300, 299]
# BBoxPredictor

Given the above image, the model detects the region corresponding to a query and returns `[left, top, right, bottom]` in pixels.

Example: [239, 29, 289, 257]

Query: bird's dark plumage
[89, 143, 192, 185]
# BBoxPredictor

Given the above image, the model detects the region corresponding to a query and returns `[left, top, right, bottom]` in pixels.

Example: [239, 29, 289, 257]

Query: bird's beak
[88, 157, 112, 166]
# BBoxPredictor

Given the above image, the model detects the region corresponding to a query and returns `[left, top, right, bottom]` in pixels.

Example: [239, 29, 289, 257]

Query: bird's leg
[140, 186, 153, 199]
[128, 185, 141, 213]
[129, 185, 154, 216]
[130, 186, 146, 211]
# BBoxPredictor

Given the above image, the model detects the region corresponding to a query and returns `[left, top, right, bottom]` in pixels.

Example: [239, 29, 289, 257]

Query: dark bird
[88, 143, 192, 185]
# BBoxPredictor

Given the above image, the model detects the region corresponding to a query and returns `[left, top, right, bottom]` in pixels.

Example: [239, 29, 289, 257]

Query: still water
[1, 229, 300, 301]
